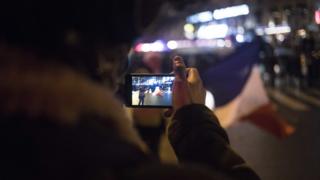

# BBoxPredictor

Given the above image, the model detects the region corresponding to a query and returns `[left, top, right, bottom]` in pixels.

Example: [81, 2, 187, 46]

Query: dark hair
[0, 0, 138, 50]
[0, 0, 194, 53]
[0, 0, 194, 80]
[0, 0, 138, 80]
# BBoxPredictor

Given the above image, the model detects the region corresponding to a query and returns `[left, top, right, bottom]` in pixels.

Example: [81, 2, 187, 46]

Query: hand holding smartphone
[125, 74, 175, 108]
[125, 56, 205, 110]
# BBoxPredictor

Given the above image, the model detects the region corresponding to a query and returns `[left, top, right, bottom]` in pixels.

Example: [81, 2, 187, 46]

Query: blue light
[187, 11, 213, 23]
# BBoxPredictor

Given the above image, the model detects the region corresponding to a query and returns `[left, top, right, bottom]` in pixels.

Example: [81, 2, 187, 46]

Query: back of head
[0, 0, 138, 46]
[0, 0, 195, 83]
[0, 2, 151, 177]
[0, 0, 139, 82]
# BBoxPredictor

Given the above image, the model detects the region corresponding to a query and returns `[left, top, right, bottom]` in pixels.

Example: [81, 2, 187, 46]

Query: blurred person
[138, 87, 146, 105]
[274, 40, 294, 85]
[300, 32, 316, 87]
[258, 36, 277, 87]
[0, 0, 260, 180]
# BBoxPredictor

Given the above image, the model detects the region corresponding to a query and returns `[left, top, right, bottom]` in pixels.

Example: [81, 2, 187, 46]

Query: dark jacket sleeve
[168, 104, 260, 180]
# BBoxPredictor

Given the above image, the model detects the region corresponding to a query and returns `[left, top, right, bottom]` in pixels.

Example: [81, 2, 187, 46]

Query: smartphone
[125, 74, 175, 108]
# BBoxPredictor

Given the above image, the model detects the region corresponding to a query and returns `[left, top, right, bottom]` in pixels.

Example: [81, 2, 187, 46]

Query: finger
[172, 56, 186, 81]
[173, 56, 186, 71]
[173, 55, 185, 64]
[184, 68, 192, 79]
[187, 68, 201, 83]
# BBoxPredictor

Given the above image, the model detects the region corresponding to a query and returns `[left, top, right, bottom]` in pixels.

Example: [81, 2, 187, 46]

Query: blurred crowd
[260, 31, 320, 89]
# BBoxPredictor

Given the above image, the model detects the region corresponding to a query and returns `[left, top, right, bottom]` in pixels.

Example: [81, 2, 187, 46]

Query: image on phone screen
[126, 74, 175, 108]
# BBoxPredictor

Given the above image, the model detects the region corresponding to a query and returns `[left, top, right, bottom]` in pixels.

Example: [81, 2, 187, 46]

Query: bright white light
[297, 29, 307, 38]
[152, 40, 165, 51]
[184, 23, 195, 33]
[265, 26, 291, 35]
[136, 40, 165, 52]
[276, 34, 285, 42]
[205, 90, 215, 109]
[187, 11, 213, 23]
[217, 39, 226, 47]
[197, 24, 229, 39]
[236, 34, 245, 43]
[213, 4, 249, 20]
[167, 40, 178, 50]
[141, 44, 151, 52]
[274, 64, 280, 74]
[184, 32, 195, 40]
[268, 20, 275, 27]
[198, 11, 214, 22]
[255, 27, 265, 36]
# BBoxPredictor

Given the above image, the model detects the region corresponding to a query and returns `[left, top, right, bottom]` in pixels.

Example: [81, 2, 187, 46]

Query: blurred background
[129, 0, 320, 179]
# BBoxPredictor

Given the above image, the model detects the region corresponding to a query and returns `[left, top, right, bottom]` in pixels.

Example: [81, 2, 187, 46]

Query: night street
[2, 0, 320, 179]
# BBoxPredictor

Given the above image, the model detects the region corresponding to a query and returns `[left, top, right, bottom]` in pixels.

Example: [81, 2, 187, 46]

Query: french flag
[201, 38, 295, 138]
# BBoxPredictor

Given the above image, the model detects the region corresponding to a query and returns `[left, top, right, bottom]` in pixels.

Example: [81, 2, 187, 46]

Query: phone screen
[126, 74, 175, 108]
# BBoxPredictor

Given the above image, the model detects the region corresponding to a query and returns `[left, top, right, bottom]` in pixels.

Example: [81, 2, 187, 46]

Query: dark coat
[169, 104, 260, 180]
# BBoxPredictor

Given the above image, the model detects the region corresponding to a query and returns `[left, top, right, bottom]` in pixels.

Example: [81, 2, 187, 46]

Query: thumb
[172, 56, 191, 110]
[173, 56, 186, 82]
